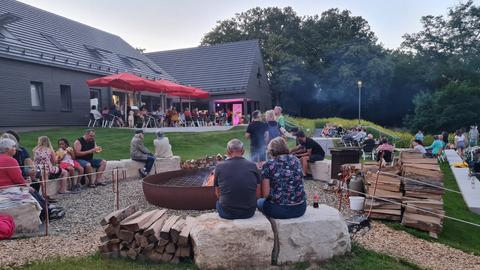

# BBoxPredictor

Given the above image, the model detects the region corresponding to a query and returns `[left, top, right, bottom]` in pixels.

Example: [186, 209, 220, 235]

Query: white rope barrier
[0, 169, 120, 189]
[339, 186, 480, 228]
[379, 171, 463, 195]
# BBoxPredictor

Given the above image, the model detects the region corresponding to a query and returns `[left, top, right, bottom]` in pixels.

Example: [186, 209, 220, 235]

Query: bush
[287, 116, 414, 148]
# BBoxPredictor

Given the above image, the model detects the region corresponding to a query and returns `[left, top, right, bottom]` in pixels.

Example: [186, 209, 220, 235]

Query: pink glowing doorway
[232, 103, 242, 125]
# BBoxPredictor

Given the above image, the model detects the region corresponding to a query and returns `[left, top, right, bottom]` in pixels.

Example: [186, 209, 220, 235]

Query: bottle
[313, 193, 319, 208]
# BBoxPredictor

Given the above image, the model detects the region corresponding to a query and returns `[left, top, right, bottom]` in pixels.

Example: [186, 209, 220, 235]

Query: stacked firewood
[181, 154, 227, 169]
[98, 205, 195, 263]
[364, 171, 403, 221]
[400, 151, 444, 235]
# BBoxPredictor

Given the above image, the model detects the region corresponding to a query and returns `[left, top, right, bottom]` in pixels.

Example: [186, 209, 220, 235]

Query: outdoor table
[312, 137, 341, 156]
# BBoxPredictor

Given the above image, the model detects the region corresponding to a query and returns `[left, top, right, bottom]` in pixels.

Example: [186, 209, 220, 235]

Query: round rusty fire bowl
[142, 169, 217, 210]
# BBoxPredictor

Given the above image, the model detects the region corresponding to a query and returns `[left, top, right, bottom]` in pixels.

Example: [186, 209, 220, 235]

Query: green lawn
[16, 127, 248, 161]
[16, 244, 421, 270]
[386, 162, 480, 255]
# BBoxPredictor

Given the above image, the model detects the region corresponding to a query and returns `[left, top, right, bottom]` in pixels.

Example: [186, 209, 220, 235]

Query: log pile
[400, 151, 444, 235]
[181, 154, 227, 169]
[98, 205, 195, 263]
[364, 171, 403, 221]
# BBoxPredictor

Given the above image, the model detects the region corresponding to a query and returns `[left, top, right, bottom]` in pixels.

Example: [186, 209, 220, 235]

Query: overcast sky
[17, 0, 472, 52]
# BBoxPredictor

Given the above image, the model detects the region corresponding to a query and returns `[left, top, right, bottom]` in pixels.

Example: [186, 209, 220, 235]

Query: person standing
[470, 126, 479, 147]
[295, 131, 325, 176]
[214, 139, 261, 219]
[74, 129, 107, 187]
[273, 106, 286, 130]
[245, 110, 268, 163]
[441, 131, 449, 148]
[415, 130, 424, 143]
[455, 130, 466, 158]
[265, 110, 281, 144]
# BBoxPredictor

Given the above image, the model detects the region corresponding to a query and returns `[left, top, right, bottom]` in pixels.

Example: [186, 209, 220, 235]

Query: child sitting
[57, 138, 84, 193]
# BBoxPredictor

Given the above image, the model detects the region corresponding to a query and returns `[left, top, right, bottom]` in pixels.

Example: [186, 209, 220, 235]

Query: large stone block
[190, 212, 274, 270]
[104, 156, 181, 180]
[309, 160, 332, 182]
[0, 203, 40, 237]
[272, 205, 351, 265]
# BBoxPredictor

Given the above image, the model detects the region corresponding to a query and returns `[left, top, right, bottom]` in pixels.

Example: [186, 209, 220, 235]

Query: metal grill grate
[161, 168, 214, 187]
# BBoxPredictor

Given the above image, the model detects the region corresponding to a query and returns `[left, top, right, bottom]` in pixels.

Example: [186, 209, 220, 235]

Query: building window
[30, 82, 44, 111]
[41, 33, 71, 52]
[85, 45, 111, 64]
[60, 85, 72, 112]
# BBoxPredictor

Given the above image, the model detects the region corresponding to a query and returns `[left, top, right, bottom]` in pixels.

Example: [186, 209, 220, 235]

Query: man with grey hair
[214, 139, 261, 219]
[274, 106, 285, 129]
[154, 131, 173, 158]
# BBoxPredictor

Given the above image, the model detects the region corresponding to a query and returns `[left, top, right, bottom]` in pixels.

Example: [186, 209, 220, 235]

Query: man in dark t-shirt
[296, 131, 325, 176]
[245, 110, 268, 162]
[214, 139, 261, 219]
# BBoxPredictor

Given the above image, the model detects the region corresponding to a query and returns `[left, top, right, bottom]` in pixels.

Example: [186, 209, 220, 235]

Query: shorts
[60, 161, 82, 170]
[49, 167, 63, 179]
[78, 159, 104, 168]
[456, 141, 466, 150]
[308, 154, 324, 163]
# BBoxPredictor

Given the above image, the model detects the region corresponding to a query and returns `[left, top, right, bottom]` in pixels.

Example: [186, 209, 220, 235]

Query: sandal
[46, 197, 58, 203]
[96, 182, 107, 186]
[49, 209, 65, 220]
[88, 184, 96, 188]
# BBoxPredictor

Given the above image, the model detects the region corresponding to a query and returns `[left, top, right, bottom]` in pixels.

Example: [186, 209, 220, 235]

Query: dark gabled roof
[145, 40, 261, 94]
[0, 0, 175, 81]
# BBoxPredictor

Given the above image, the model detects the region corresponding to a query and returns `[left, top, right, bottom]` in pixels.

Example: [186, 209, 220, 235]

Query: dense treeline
[201, 1, 480, 132]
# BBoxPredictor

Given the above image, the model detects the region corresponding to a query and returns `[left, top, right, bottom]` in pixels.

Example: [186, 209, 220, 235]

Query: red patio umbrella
[167, 87, 210, 99]
[86, 72, 163, 93]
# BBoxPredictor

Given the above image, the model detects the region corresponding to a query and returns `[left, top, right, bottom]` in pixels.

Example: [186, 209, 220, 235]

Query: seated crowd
[91, 104, 260, 129]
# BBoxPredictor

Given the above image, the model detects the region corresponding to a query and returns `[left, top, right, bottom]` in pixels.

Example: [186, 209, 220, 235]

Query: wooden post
[42, 164, 49, 236]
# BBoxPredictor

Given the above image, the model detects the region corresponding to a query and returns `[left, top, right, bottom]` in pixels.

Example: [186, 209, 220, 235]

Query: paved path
[445, 149, 480, 214]
[355, 222, 480, 270]
[140, 125, 242, 133]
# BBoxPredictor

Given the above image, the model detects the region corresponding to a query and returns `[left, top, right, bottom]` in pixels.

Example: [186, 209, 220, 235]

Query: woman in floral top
[33, 136, 69, 194]
[257, 137, 307, 219]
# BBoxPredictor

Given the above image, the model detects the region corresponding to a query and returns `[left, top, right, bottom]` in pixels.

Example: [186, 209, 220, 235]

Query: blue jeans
[257, 198, 306, 219]
[216, 201, 255, 220]
[144, 156, 156, 173]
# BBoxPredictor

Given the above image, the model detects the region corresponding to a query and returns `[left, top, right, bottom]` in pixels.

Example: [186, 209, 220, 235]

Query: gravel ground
[7, 177, 476, 269]
[0, 178, 350, 268]
[354, 221, 480, 270]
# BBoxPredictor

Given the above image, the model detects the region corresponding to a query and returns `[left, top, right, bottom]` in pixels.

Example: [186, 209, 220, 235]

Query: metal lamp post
[357, 80, 362, 125]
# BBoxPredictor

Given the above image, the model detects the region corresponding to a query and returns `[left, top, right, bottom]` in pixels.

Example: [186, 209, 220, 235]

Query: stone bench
[42, 156, 181, 196]
[0, 203, 41, 237]
[271, 205, 351, 265]
[190, 212, 274, 269]
[190, 205, 351, 269]
[105, 156, 181, 180]
[308, 160, 332, 182]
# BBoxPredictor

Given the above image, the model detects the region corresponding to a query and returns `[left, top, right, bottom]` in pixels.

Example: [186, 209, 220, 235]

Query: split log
[121, 210, 159, 232]
[138, 209, 167, 232]
[104, 224, 120, 237]
[144, 214, 169, 241]
[127, 248, 138, 260]
[401, 212, 442, 233]
[170, 218, 186, 243]
[165, 242, 176, 254]
[100, 204, 139, 226]
[161, 253, 173, 262]
[146, 250, 163, 263]
[179, 246, 191, 257]
[178, 216, 195, 246]
[160, 215, 180, 240]
[118, 230, 135, 243]
[170, 256, 180, 264]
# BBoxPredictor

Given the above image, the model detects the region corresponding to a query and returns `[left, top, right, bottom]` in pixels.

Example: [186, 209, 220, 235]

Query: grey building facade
[146, 40, 272, 115]
[0, 0, 174, 127]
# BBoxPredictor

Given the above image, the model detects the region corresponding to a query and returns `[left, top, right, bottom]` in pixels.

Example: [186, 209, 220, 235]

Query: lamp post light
[357, 80, 362, 125]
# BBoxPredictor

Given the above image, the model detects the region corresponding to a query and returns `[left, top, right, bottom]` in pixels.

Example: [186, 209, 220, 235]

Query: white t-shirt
[414, 145, 427, 154]
[455, 134, 465, 142]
